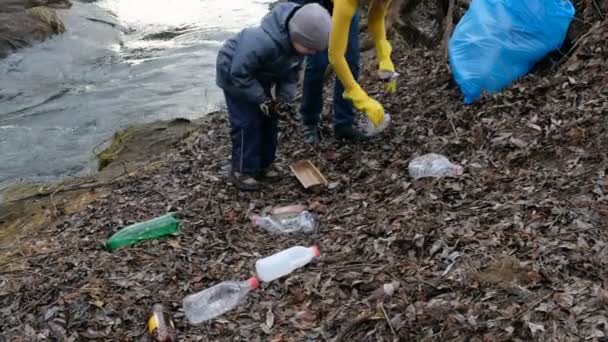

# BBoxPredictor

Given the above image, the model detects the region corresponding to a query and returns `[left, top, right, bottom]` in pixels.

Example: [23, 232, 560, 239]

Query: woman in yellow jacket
[295, 0, 397, 143]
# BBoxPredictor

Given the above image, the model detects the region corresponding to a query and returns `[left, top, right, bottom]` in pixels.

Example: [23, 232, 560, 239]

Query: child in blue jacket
[216, 2, 331, 191]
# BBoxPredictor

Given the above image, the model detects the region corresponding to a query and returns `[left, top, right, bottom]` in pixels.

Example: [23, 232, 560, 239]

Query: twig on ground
[335, 313, 381, 342]
[18, 288, 54, 316]
[593, 0, 605, 19]
[557, 21, 601, 67]
[12, 165, 131, 203]
[0, 249, 62, 266]
[380, 304, 397, 337]
[422, 292, 553, 341]
[49, 186, 63, 218]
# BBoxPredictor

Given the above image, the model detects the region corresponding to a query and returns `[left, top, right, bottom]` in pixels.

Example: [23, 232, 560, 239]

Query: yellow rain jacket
[329, 0, 395, 126]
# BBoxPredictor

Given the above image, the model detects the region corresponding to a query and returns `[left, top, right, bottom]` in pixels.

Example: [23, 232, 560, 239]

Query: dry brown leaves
[1, 2, 608, 341]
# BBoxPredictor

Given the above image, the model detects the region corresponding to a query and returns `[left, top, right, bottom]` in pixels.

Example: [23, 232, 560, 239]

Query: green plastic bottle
[105, 212, 181, 251]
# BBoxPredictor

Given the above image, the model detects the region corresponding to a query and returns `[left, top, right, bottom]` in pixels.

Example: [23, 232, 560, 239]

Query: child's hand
[259, 100, 276, 117]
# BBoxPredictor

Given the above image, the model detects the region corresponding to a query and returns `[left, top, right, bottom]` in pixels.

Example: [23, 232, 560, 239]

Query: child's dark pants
[224, 91, 278, 175]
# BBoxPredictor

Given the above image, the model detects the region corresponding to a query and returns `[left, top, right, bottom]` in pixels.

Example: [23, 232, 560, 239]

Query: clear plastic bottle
[251, 211, 316, 234]
[255, 246, 320, 282]
[408, 153, 464, 180]
[182, 277, 259, 324]
[358, 112, 391, 137]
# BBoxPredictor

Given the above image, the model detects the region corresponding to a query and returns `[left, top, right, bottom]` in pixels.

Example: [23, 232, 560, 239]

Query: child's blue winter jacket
[216, 3, 303, 105]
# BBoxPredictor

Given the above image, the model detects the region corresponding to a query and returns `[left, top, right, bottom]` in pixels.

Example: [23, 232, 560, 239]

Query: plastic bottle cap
[247, 277, 260, 290]
[311, 245, 320, 257]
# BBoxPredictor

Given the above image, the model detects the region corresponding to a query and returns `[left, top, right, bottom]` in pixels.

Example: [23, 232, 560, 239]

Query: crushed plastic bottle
[255, 245, 320, 282]
[183, 277, 259, 324]
[105, 212, 180, 251]
[358, 112, 391, 137]
[408, 153, 464, 180]
[252, 211, 316, 234]
[147, 303, 176, 342]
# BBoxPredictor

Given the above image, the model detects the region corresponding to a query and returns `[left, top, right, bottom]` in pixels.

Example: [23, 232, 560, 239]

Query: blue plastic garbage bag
[448, 0, 575, 104]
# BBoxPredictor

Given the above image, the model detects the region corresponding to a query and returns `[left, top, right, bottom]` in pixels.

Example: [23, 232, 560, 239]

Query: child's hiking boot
[335, 125, 369, 143]
[302, 124, 321, 145]
[231, 172, 262, 191]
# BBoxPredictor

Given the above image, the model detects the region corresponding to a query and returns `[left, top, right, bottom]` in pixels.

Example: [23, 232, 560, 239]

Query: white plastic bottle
[252, 211, 316, 234]
[182, 277, 259, 324]
[255, 246, 320, 282]
[408, 153, 464, 180]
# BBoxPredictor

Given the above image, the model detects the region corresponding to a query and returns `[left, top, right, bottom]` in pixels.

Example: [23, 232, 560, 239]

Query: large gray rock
[0, 6, 65, 58]
[0, 0, 71, 12]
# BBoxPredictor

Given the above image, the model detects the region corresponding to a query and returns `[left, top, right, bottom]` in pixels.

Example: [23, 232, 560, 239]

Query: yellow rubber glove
[368, 0, 397, 94]
[376, 39, 397, 93]
[343, 85, 385, 127]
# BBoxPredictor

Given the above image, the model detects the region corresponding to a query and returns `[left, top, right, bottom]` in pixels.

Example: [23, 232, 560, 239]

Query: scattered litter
[182, 277, 259, 324]
[2, 1, 606, 340]
[408, 153, 464, 180]
[358, 112, 391, 137]
[255, 246, 320, 282]
[105, 212, 180, 251]
[290, 160, 328, 189]
[148, 303, 176, 342]
[252, 210, 316, 235]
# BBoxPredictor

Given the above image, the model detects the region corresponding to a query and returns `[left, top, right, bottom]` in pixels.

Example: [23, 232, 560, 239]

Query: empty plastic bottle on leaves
[105, 212, 180, 251]
[408, 153, 464, 180]
[183, 277, 259, 324]
[358, 112, 391, 137]
[252, 211, 316, 234]
[255, 245, 320, 282]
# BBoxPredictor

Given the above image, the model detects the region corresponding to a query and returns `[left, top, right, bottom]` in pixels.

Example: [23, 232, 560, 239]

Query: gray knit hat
[288, 3, 332, 51]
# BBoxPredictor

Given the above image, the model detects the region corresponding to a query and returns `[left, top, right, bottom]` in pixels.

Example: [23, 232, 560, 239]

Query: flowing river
[0, 0, 273, 187]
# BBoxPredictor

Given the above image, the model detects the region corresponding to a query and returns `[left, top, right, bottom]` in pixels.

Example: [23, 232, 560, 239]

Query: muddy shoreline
[0, 116, 207, 262]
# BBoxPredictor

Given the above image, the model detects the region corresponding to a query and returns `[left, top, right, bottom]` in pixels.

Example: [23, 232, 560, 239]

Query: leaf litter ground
[2, 6, 608, 342]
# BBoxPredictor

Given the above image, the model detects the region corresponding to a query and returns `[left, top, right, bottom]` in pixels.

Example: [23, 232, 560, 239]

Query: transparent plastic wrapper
[448, 0, 575, 103]
[252, 210, 316, 234]
[408, 153, 464, 180]
[183, 277, 259, 324]
[358, 112, 391, 137]
[255, 245, 320, 282]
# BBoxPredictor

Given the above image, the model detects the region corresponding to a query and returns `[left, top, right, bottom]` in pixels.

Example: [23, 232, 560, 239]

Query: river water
[0, 0, 273, 187]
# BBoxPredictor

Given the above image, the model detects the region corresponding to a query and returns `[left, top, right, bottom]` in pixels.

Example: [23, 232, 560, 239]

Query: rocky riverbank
[0, 0, 74, 58]
[1, 0, 608, 340]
